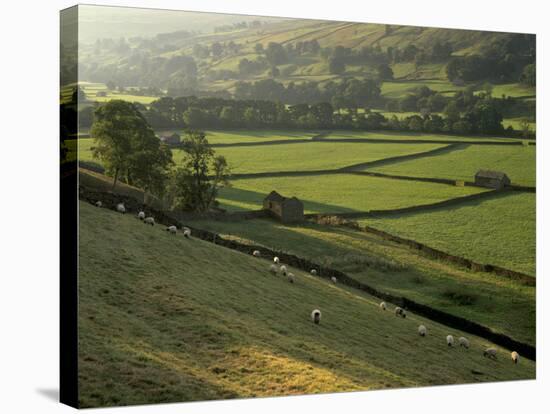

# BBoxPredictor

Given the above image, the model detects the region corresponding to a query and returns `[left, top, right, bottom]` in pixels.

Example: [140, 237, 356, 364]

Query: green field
[188, 217, 535, 346]
[80, 82, 158, 105]
[189, 130, 317, 144]
[202, 142, 447, 174]
[491, 83, 536, 98]
[325, 130, 523, 143]
[217, 174, 486, 213]
[381, 80, 462, 99]
[369, 144, 536, 186]
[78, 200, 534, 407]
[361, 192, 535, 276]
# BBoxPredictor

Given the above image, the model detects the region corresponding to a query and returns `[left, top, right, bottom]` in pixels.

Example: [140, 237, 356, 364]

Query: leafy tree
[211, 42, 223, 58]
[328, 58, 345, 74]
[520, 64, 536, 86]
[265, 42, 288, 66]
[376, 63, 394, 80]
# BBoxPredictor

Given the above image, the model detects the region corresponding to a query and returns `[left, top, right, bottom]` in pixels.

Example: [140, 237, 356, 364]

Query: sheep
[458, 337, 470, 349]
[183, 227, 191, 238]
[446, 335, 455, 347]
[379, 301, 387, 311]
[311, 309, 322, 325]
[511, 351, 520, 364]
[144, 217, 155, 226]
[483, 347, 498, 360]
[116, 203, 126, 214]
[252, 250, 261, 257]
[310, 269, 317, 276]
[273, 257, 280, 264]
[95, 201, 102, 208]
[418, 325, 427, 337]
[331, 276, 337, 284]
[287, 273, 295, 283]
[269, 264, 278, 274]
[279, 265, 287, 276]
[394, 306, 406, 318]
[137, 211, 145, 220]
[166, 225, 177, 234]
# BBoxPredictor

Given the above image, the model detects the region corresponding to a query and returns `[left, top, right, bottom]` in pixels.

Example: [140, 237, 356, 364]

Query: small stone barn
[263, 191, 304, 223]
[159, 132, 181, 146]
[474, 170, 511, 189]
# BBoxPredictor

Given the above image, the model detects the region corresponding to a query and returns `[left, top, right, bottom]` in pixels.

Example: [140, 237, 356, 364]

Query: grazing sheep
[458, 337, 470, 349]
[273, 257, 280, 264]
[446, 335, 455, 347]
[394, 306, 406, 318]
[418, 325, 427, 337]
[287, 273, 295, 283]
[116, 203, 126, 214]
[166, 225, 177, 234]
[511, 351, 520, 364]
[331, 276, 337, 284]
[311, 309, 322, 325]
[269, 264, 278, 274]
[379, 301, 387, 311]
[183, 227, 191, 238]
[279, 265, 287, 276]
[252, 250, 261, 257]
[483, 347, 498, 360]
[137, 211, 145, 220]
[95, 201, 102, 208]
[310, 269, 317, 276]
[144, 217, 155, 226]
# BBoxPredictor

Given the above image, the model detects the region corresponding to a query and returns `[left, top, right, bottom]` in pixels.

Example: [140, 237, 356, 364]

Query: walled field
[361, 192, 535, 276]
[369, 144, 536, 186]
[325, 130, 524, 143]
[78, 201, 534, 407]
[217, 175, 487, 213]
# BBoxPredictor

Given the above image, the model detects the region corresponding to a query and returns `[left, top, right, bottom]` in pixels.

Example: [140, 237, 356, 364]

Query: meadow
[360, 192, 535, 276]
[217, 174, 486, 213]
[78, 200, 534, 407]
[325, 130, 524, 143]
[369, 144, 536, 186]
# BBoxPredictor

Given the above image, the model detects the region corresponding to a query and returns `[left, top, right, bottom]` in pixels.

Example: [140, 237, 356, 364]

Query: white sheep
[252, 250, 261, 257]
[287, 273, 295, 283]
[483, 347, 498, 360]
[379, 301, 387, 311]
[418, 325, 427, 337]
[273, 257, 280, 264]
[394, 306, 406, 318]
[311, 309, 322, 325]
[511, 351, 520, 364]
[269, 264, 278, 274]
[279, 265, 287, 276]
[137, 211, 145, 220]
[116, 203, 126, 214]
[183, 227, 191, 238]
[331, 276, 337, 284]
[166, 225, 177, 234]
[95, 201, 102, 208]
[458, 337, 470, 349]
[144, 217, 155, 226]
[446, 335, 455, 347]
[310, 269, 317, 276]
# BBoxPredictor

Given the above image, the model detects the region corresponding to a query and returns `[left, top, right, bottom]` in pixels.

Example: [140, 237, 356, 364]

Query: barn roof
[264, 191, 285, 203]
[475, 169, 509, 180]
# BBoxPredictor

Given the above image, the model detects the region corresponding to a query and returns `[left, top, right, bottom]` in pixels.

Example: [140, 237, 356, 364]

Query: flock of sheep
[254, 250, 521, 366]
[95, 200, 521, 367]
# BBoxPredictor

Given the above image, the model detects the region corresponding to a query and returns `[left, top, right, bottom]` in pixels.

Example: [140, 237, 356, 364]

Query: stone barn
[263, 191, 304, 223]
[474, 170, 511, 189]
[159, 132, 181, 146]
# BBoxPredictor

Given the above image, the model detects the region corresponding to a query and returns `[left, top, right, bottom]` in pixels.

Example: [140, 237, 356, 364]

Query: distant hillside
[78, 200, 534, 407]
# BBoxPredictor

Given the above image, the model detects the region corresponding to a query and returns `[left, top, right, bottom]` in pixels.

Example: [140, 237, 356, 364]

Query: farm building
[263, 191, 304, 223]
[159, 132, 181, 146]
[474, 170, 511, 189]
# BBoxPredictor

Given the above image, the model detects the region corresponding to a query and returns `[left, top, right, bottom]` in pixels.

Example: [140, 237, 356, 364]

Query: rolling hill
[78, 200, 534, 407]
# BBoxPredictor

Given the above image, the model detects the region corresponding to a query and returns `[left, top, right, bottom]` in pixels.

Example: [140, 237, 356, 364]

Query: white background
[0, 0, 547, 412]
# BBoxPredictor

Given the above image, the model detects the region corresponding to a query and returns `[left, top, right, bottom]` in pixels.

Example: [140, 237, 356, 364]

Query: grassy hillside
[78, 200, 534, 407]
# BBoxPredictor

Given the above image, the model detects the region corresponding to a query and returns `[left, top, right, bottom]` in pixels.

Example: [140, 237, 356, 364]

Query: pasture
[360, 192, 535, 276]
[78, 201, 534, 407]
[217, 174, 486, 213]
[325, 130, 524, 143]
[369, 144, 536, 186]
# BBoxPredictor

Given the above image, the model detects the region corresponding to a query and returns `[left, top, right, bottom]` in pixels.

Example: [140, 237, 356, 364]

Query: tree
[376, 63, 394, 80]
[211, 42, 223, 58]
[265, 42, 288, 65]
[328, 58, 345, 74]
[519, 64, 536, 86]
[169, 130, 230, 212]
[91, 100, 172, 191]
